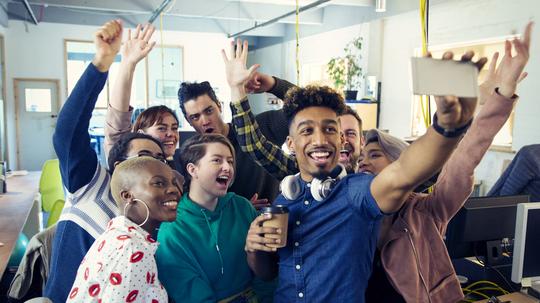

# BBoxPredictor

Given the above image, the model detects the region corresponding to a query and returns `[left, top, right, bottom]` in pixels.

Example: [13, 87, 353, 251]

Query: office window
[24, 88, 52, 112]
[65, 40, 116, 109]
[64, 41, 182, 116]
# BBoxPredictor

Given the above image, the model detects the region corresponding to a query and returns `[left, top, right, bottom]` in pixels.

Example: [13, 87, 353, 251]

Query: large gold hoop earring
[124, 198, 150, 227]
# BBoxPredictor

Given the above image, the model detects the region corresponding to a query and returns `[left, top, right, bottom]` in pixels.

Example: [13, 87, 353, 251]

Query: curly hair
[178, 134, 235, 185]
[178, 81, 220, 119]
[132, 105, 179, 132]
[107, 132, 164, 173]
[283, 85, 346, 128]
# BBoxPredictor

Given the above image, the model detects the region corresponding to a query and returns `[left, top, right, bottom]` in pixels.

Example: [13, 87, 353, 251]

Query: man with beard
[338, 106, 363, 173]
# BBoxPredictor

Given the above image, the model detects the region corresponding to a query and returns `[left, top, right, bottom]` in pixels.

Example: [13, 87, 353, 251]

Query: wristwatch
[432, 113, 472, 138]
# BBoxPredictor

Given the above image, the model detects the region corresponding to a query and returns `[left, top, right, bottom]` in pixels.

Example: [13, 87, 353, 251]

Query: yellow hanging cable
[420, 0, 428, 56]
[419, 0, 430, 128]
[295, 0, 300, 86]
[419, 0, 435, 194]
[160, 12, 165, 97]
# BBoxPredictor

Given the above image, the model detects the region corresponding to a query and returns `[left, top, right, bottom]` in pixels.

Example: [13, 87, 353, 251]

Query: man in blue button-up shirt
[239, 48, 485, 301]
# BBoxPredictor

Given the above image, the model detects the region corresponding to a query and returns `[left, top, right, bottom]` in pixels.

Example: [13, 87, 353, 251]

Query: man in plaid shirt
[228, 53, 364, 179]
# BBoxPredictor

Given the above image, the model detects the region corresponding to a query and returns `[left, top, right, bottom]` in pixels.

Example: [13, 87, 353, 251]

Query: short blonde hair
[110, 156, 169, 206]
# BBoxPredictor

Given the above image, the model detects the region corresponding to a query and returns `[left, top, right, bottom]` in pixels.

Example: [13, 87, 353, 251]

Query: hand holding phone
[413, 51, 487, 130]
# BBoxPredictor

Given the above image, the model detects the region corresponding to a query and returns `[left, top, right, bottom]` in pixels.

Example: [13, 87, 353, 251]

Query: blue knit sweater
[488, 144, 540, 202]
[44, 63, 109, 302]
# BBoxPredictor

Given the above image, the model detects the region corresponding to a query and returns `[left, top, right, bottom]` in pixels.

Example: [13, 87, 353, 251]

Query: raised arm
[231, 99, 298, 180]
[427, 21, 531, 221]
[371, 51, 488, 213]
[53, 20, 122, 192]
[104, 24, 156, 157]
[47, 23, 122, 301]
[245, 71, 295, 100]
[225, 40, 299, 180]
[244, 64, 295, 145]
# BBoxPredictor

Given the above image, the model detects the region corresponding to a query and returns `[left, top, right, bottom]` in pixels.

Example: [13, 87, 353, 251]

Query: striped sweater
[45, 63, 118, 302]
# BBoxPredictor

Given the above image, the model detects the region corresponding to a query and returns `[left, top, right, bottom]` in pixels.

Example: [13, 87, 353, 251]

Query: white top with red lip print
[67, 216, 167, 302]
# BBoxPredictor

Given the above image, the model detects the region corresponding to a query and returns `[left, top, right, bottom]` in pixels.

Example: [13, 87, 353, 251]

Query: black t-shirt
[225, 107, 288, 202]
[365, 249, 406, 303]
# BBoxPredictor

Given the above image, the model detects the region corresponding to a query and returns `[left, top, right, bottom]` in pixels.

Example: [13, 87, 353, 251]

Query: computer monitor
[445, 195, 530, 264]
[511, 202, 540, 291]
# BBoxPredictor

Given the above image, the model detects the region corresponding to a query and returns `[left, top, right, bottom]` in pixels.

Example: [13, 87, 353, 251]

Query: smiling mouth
[163, 141, 176, 148]
[308, 150, 333, 165]
[339, 149, 350, 159]
[216, 175, 230, 187]
[162, 200, 178, 210]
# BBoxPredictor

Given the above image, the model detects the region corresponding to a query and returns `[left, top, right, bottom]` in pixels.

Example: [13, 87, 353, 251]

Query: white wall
[4, 20, 231, 169]
[247, 22, 371, 114]
[247, 42, 285, 114]
[378, 0, 540, 191]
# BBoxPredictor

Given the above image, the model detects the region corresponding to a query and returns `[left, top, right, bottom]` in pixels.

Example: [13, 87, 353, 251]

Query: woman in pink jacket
[363, 22, 532, 303]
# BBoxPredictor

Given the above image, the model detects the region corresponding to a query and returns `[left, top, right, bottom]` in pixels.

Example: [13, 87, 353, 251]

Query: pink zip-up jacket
[379, 90, 517, 303]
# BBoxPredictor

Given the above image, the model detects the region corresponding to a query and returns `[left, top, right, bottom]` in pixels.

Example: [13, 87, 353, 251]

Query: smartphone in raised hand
[411, 57, 479, 98]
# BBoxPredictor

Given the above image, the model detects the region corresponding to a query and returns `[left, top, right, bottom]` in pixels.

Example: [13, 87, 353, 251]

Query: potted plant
[327, 37, 363, 100]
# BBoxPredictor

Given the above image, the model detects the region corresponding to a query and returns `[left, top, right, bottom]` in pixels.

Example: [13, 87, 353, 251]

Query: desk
[0, 172, 40, 277]
[474, 291, 539, 303]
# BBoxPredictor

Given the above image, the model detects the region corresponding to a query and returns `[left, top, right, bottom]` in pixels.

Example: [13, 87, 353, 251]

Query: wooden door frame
[13, 78, 60, 170]
[64, 39, 94, 97]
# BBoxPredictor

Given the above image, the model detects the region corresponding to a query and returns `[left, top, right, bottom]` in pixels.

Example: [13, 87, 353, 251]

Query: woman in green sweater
[156, 134, 270, 302]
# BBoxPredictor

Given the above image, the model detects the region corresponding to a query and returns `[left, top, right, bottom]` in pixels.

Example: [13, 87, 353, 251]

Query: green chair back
[39, 159, 64, 213]
[47, 199, 65, 227]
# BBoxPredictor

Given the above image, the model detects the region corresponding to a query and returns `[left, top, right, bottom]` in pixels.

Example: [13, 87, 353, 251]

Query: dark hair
[107, 132, 164, 173]
[178, 81, 220, 119]
[179, 134, 235, 185]
[132, 105, 179, 132]
[341, 105, 363, 132]
[365, 135, 378, 145]
[283, 85, 346, 128]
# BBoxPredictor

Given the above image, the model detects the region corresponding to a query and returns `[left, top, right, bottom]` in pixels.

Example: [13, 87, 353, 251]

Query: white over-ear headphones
[280, 164, 347, 202]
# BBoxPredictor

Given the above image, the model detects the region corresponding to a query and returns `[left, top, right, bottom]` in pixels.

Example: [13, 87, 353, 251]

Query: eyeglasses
[121, 151, 168, 164]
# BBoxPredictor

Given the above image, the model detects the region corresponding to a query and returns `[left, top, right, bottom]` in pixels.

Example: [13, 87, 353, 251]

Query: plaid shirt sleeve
[231, 97, 298, 180]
